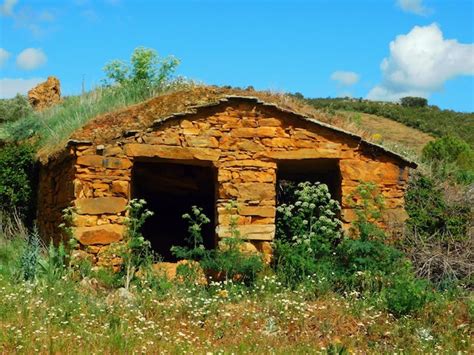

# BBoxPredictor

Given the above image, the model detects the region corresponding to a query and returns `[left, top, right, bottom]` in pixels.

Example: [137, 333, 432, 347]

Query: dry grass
[337, 111, 435, 155]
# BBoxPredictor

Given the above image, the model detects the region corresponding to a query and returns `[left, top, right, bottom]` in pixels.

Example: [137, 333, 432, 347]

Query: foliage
[405, 174, 470, 238]
[37, 240, 69, 284]
[171, 205, 210, 261]
[103, 47, 179, 96]
[2, 49, 188, 157]
[385, 275, 431, 316]
[403, 173, 472, 287]
[400, 96, 428, 108]
[0, 94, 32, 124]
[19, 227, 41, 282]
[0, 211, 471, 352]
[346, 182, 386, 240]
[120, 199, 155, 290]
[0, 144, 35, 215]
[422, 135, 474, 184]
[276, 182, 342, 255]
[336, 183, 407, 293]
[306, 97, 474, 148]
[274, 181, 342, 287]
[173, 202, 264, 285]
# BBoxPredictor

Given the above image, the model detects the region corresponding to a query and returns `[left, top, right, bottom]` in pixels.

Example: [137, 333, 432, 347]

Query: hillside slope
[335, 111, 434, 155]
[306, 98, 473, 148]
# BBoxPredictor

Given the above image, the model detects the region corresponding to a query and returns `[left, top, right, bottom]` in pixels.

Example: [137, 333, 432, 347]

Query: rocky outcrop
[28, 76, 61, 110]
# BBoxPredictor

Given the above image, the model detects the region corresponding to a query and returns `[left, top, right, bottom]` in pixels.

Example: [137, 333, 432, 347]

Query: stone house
[37, 88, 416, 266]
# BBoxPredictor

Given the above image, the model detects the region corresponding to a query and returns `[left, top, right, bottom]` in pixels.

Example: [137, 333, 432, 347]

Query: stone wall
[37, 151, 75, 243]
[38, 99, 410, 264]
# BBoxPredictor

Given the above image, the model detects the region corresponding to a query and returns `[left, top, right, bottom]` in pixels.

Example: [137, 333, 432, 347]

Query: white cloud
[0, 0, 18, 16]
[0, 48, 11, 68]
[16, 48, 47, 70]
[367, 23, 474, 102]
[397, 0, 431, 16]
[330, 71, 360, 86]
[0, 77, 44, 98]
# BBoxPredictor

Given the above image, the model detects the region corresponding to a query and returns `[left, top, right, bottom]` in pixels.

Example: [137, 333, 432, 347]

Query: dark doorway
[132, 161, 216, 261]
[276, 159, 342, 205]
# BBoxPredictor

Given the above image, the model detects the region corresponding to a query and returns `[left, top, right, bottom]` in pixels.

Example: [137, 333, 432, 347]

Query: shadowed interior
[132, 160, 216, 261]
[276, 159, 342, 204]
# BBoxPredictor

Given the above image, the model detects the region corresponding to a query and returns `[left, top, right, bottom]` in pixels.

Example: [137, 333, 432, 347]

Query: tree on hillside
[400, 96, 428, 108]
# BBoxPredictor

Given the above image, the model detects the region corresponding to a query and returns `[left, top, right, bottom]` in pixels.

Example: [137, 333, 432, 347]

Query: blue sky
[0, 0, 473, 111]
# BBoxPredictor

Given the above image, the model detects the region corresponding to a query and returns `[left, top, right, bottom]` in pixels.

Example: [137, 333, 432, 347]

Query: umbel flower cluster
[276, 182, 342, 256]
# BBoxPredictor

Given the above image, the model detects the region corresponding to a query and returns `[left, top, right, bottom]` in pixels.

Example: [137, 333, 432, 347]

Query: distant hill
[304, 97, 473, 148]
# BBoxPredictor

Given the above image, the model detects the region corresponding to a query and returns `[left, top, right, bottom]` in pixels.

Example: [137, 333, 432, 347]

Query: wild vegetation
[304, 96, 474, 147]
[0, 48, 472, 353]
[0, 47, 188, 157]
[0, 180, 472, 353]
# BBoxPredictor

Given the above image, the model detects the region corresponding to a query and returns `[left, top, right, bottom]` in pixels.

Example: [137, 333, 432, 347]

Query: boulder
[28, 76, 61, 110]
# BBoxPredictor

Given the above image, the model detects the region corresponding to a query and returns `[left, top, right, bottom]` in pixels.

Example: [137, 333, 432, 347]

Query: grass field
[0, 272, 472, 353]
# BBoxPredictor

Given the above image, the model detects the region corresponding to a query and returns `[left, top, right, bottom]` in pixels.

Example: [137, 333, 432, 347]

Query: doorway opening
[132, 160, 216, 261]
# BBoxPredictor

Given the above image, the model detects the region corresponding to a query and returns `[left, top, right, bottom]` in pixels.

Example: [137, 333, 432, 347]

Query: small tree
[103, 47, 179, 90]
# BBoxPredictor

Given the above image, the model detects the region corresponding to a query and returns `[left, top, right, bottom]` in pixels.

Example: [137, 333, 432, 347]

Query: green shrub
[0, 144, 35, 214]
[400, 96, 428, 108]
[103, 46, 179, 98]
[0, 94, 32, 123]
[346, 182, 386, 240]
[385, 276, 431, 316]
[276, 181, 342, 255]
[405, 174, 470, 238]
[336, 182, 407, 293]
[422, 136, 474, 184]
[274, 181, 342, 287]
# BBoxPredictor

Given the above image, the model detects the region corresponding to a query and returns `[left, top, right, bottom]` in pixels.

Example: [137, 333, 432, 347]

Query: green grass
[305, 98, 474, 147]
[0, 212, 472, 354]
[1, 80, 193, 158]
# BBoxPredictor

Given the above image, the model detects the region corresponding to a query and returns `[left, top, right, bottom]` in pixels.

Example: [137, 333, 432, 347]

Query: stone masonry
[37, 97, 414, 267]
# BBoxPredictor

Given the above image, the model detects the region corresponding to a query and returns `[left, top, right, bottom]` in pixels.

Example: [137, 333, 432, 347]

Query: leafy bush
[276, 181, 342, 256]
[385, 276, 431, 316]
[336, 183, 407, 293]
[0, 144, 35, 215]
[274, 182, 342, 287]
[346, 182, 386, 240]
[405, 174, 470, 238]
[400, 96, 428, 108]
[422, 136, 474, 184]
[202, 203, 264, 285]
[103, 47, 179, 97]
[0, 94, 32, 123]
